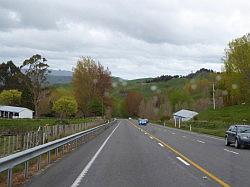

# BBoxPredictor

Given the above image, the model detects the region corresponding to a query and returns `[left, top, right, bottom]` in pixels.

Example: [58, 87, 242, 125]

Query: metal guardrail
[0, 120, 116, 187]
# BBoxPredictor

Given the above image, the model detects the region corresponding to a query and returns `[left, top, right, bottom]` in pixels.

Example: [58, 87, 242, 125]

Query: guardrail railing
[0, 120, 116, 187]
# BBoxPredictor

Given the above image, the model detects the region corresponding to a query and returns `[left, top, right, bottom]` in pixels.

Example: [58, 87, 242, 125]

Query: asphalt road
[23, 119, 250, 187]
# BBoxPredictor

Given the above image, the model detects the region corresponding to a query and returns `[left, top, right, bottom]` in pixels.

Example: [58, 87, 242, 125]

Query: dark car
[225, 125, 250, 149]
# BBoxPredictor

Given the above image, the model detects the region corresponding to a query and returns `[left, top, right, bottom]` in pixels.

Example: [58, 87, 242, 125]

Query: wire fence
[0, 120, 104, 158]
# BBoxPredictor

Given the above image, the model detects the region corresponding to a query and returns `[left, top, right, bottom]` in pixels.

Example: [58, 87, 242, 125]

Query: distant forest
[145, 68, 214, 83]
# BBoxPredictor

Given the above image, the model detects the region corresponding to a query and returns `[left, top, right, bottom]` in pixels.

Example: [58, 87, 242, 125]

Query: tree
[0, 89, 22, 106]
[169, 89, 192, 112]
[222, 33, 250, 104]
[52, 97, 78, 119]
[125, 91, 143, 117]
[88, 98, 103, 116]
[0, 61, 34, 109]
[72, 57, 112, 116]
[21, 54, 50, 117]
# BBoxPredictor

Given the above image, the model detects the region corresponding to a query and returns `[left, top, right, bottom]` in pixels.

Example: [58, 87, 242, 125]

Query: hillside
[51, 68, 250, 124]
[197, 104, 250, 123]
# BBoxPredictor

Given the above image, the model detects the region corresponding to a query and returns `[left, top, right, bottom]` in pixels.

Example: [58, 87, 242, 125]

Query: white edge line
[158, 143, 164, 147]
[152, 124, 224, 141]
[149, 136, 153, 139]
[224, 149, 239, 155]
[176, 157, 190, 166]
[71, 123, 120, 187]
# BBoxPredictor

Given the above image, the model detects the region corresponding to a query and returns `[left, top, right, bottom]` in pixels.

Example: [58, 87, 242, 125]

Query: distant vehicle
[138, 119, 148, 126]
[145, 119, 149, 123]
[225, 125, 250, 149]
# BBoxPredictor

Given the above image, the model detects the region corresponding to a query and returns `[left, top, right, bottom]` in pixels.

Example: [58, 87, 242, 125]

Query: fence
[0, 120, 115, 187]
[0, 120, 104, 158]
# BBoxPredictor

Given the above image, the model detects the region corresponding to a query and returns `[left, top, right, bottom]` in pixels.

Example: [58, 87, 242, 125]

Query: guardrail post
[37, 155, 41, 171]
[24, 161, 29, 178]
[62, 145, 64, 155]
[48, 151, 51, 164]
[7, 168, 13, 187]
[55, 148, 58, 157]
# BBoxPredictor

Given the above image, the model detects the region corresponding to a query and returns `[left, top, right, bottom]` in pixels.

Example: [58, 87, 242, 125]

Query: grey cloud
[0, 0, 249, 79]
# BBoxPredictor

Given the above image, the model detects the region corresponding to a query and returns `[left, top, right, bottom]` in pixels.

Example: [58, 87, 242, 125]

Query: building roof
[173, 109, 198, 118]
[0, 105, 33, 113]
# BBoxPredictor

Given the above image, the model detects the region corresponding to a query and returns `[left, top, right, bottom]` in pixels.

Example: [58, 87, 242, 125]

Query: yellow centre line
[127, 120, 231, 187]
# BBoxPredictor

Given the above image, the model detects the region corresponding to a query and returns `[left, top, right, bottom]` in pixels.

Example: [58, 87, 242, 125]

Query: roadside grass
[0, 118, 93, 132]
[0, 123, 106, 187]
[153, 120, 229, 138]
[197, 104, 250, 123]
[151, 103, 250, 138]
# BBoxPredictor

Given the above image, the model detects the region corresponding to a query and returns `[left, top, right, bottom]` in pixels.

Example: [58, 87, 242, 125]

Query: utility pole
[212, 83, 216, 110]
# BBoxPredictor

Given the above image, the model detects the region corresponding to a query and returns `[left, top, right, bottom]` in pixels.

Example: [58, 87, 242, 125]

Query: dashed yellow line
[127, 120, 231, 187]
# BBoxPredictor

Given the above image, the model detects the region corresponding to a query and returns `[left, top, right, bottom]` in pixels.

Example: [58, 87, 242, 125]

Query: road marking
[224, 149, 239, 155]
[177, 157, 190, 166]
[71, 123, 120, 187]
[158, 143, 164, 147]
[144, 132, 148, 135]
[171, 132, 176, 135]
[197, 140, 206, 144]
[182, 136, 186, 138]
[152, 124, 224, 141]
[127, 120, 231, 187]
[149, 136, 153, 139]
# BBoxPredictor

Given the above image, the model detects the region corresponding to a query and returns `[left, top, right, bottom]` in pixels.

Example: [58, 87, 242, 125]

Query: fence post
[26, 132, 29, 149]
[8, 136, 11, 155]
[3, 137, 6, 156]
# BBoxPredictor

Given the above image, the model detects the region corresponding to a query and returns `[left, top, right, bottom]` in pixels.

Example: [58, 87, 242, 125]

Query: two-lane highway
[137, 121, 250, 187]
[23, 119, 249, 187]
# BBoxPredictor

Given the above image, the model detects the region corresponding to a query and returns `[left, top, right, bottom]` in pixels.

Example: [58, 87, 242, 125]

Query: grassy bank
[0, 118, 94, 132]
[197, 104, 250, 123]
[152, 104, 250, 137]
[154, 120, 229, 137]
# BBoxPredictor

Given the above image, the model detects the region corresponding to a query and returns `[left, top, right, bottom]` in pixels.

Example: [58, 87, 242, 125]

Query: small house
[0, 105, 33, 119]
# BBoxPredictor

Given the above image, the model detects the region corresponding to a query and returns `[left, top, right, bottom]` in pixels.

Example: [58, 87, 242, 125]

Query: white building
[173, 109, 198, 128]
[0, 106, 33, 119]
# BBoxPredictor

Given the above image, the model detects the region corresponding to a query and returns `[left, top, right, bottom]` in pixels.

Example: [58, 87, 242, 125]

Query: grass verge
[0, 118, 94, 132]
[153, 120, 229, 138]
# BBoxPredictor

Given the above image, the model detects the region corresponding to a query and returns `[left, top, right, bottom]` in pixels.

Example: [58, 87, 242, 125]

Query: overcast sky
[0, 0, 250, 79]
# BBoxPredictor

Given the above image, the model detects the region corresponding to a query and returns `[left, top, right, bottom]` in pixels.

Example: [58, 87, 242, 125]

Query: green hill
[198, 104, 250, 123]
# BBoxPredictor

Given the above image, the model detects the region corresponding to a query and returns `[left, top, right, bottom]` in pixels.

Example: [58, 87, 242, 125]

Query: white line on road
[71, 123, 120, 187]
[158, 143, 164, 147]
[149, 136, 153, 139]
[224, 149, 239, 155]
[182, 136, 186, 138]
[144, 132, 148, 135]
[197, 140, 206, 144]
[171, 132, 176, 135]
[176, 157, 190, 166]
